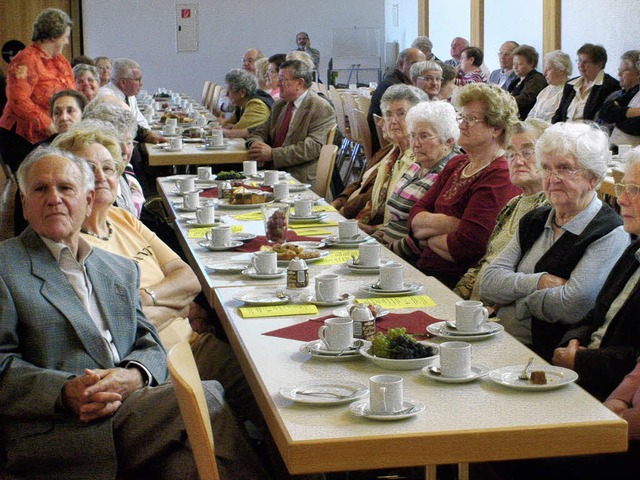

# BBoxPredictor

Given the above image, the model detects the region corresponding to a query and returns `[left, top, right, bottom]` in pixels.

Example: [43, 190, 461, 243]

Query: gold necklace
[461, 150, 504, 178]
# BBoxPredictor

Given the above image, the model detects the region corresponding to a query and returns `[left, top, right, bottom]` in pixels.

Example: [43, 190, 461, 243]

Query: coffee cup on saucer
[251, 251, 278, 274]
[169, 137, 183, 150]
[196, 205, 217, 224]
[293, 198, 313, 218]
[315, 274, 340, 302]
[178, 177, 195, 193]
[455, 300, 488, 333]
[317, 317, 353, 351]
[338, 219, 359, 240]
[439, 341, 472, 378]
[369, 375, 403, 414]
[378, 262, 403, 290]
[357, 242, 380, 267]
[206, 225, 232, 247]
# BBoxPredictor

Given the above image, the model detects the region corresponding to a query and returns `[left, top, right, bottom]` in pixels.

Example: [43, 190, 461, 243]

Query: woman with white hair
[527, 50, 573, 122]
[481, 122, 629, 361]
[373, 100, 458, 251]
[73, 63, 100, 101]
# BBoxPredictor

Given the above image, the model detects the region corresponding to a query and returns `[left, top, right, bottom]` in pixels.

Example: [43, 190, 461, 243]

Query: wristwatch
[143, 287, 158, 306]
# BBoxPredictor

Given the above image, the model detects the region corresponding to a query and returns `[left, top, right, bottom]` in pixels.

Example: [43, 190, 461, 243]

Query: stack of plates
[426, 321, 504, 341]
[298, 340, 362, 361]
[359, 282, 425, 297]
[324, 235, 373, 248]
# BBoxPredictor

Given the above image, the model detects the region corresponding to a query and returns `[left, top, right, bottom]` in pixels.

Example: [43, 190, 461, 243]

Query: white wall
[428, 0, 471, 62]
[82, 0, 385, 98]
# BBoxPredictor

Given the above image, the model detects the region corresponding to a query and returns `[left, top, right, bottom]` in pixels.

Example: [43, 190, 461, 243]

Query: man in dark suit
[488, 40, 519, 90]
[246, 59, 336, 187]
[0, 147, 267, 479]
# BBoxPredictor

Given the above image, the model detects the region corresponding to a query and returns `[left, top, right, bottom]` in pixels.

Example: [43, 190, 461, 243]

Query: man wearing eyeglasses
[410, 60, 443, 100]
[489, 41, 519, 90]
[242, 48, 265, 75]
[246, 59, 336, 187]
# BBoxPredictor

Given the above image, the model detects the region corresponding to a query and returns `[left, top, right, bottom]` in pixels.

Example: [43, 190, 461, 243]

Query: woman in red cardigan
[406, 83, 522, 288]
[0, 8, 75, 171]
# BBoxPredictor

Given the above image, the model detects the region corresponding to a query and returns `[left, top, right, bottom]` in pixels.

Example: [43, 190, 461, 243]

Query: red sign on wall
[181, 9, 191, 18]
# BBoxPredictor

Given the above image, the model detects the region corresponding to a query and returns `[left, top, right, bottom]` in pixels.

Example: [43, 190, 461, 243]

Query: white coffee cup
[369, 374, 403, 414]
[206, 225, 232, 247]
[170, 137, 183, 150]
[196, 114, 208, 127]
[315, 273, 339, 303]
[183, 191, 200, 210]
[358, 242, 381, 267]
[263, 170, 279, 187]
[163, 124, 176, 135]
[294, 198, 313, 218]
[196, 205, 217, 224]
[455, 300, 488, 333]
[379, 262, 404, 290]
[439, 341, 472, 378]
[251, 251, 277, 274]
[338, 219, 359, 239]
[166, 117, 178, 127]
[317, 317, 353, 351]
[210, 128, 224, 146]
[273, 182, 290, 201]
[243, 160, 258, 176]
[197, 167, 212, 180]
[178, 177, 196, 193]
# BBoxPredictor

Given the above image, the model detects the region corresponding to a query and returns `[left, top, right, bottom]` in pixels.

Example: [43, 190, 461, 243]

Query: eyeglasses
[575, 59, 592, 66]
[417, 75, 442, 83]
[276, 76, 297, 84]
[243, 58, 257, 64]
[409, 132, 438, 143]
[88, 160, 123, 178]
[123, 77, 142, 83]
[505, 148, 535, 162]
[539, 165, 584, 180]
[457, 114, 485, 126]
[383, 110, 407, 120]
[614, 183, 640, 198]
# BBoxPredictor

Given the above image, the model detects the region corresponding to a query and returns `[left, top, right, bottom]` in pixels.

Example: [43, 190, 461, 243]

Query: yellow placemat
[313, 205, 337, 212]
[314, 249, 358, 265]
[355, 295, 437, 309]
[187, 225, 243, 238]
[234, 212, 263, 221]
[239, 304, 319, 318]
[289, 228, 333, 236]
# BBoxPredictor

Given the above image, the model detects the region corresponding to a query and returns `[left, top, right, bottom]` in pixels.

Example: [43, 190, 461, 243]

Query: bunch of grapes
[266, 210, 288, 243]
[370, 328, 435, 359]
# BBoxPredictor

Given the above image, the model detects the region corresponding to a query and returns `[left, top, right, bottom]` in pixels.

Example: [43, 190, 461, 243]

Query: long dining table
[156, 173, 628, 478]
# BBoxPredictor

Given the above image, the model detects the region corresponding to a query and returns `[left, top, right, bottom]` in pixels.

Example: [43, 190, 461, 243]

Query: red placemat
[237, 233, 323, 252]
[262, 311, 443, 342]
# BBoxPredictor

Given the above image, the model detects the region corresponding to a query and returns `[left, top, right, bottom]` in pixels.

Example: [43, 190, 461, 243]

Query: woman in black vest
[480, 122, 629, 361]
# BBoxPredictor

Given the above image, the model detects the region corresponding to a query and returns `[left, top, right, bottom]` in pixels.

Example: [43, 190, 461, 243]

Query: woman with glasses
[94, 56, 112, 87]
[410, 60, 442, 100]
[481, 122, 629, 361]
[552, 43, 620, 123]
[405, 83, 521, 289]
[527, 50, 572, 122]
[455, 118, 550, 301]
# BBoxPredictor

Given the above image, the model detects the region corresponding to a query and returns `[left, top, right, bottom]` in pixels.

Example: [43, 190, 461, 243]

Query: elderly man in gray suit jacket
[0, 147, 268, 479]
[246, 59, 336, 187]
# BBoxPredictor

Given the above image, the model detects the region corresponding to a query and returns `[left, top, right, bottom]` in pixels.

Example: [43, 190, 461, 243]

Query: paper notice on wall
[176, 4, 199, 52]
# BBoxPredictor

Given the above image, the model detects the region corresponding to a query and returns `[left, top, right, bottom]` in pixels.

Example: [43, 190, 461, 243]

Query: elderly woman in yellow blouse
[222, 68, 274, 139]
[52, 124, 203, 334]
[356, 84, 429, 234]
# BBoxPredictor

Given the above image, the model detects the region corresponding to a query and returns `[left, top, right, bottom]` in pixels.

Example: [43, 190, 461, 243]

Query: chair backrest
[210, 84, 225, 115]
[314, 144, 338, 199]
[167, 341, 220, 480]
[341, 92, 358, 143]
[372, 113, 390, 150]
[328, 86, 347, 137]
[326, 124, 337, 146]
[201, 80, 213, 105]
[353, 108, 372, 162]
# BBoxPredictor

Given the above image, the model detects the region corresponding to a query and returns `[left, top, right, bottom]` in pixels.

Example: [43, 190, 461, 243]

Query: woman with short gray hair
[481, 121, 629, 361]
[373, 100, 459, 250]
[527, 50, 572, 122]
[73, 63, 100, 101]
[222, 68, 274, 139]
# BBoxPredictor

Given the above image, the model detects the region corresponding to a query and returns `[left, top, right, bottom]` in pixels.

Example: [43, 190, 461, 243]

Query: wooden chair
[209, 84, 225, 116]
[201, 80, 213, 106]
[314, 144, 338, 199]
[326, 124, 337, 146]
[167, 341, 220, 480]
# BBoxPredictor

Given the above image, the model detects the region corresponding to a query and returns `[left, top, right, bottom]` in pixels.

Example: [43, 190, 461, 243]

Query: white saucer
[280, 380, 368, 404]
[232, 232, 257, 242]
[183, 137, 203, 143]
[289, 183, 312, 192]
[359, 283, 425, 297]
[172, 188, 203, 196]
[285, 241, 326, 249]
[332, 307, 389, 318]
[233, 292, 290, 305]
[241, 267, 286, 279]
[185, 219, 220, 227]
[349, 400, 425, 420]
[422, 364, 490, 383]
[427, 321, 504, 341]
[289, 213, 327, 222]
[443, 320, 503, 336]
[276, 250, 330, 266]
[344, 259, 390, 273]
[325, 234, 371, 244]
[205, 262, 249, 273]
[299, 340, 362, 360]
[303, 294, 354, 307]
[198, 240, 243, 251]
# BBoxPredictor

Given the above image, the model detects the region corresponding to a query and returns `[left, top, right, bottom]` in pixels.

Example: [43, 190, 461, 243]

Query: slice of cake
[530, 371, 547, 385]
[229, 187, 273, 205]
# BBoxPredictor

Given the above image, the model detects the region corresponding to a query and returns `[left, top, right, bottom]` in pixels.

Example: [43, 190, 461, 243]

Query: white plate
[241, 267, 286, 279]
[251, 171, 291, 180]
[349, 399, 425, 420]
[197, 144, 228, 151]
[286, 241, 326, 249]
[194, 178, 218, 186]
[183, 137, 203, 143]
[289, 183, 312, 192]
[276, 249, 329, 266]
[344, 259, 392, 273]
[332, 307, 389, 318]
[427, 321, 504, 341]
[198, 240, 243, 251]
[205, 262, 249, 273]
[325, 237, 376, 249]
[215, 199, 274, 209]
[422, 364, 490, 383]
[442, 320, 503, 336]
[289, 213, 327, 222]
[185, 219, 221, 228]
[233, 292, 290, 305]
[280, 380, 368, 405]
[171, 188, 204, 196]
[232, 232, 257, 242]
[359, 340, 439, 370]
[489, 365, 578, 391]
[163, 174, 195, 182]
[303, 294, 354, 307]
[325, 234, 371, 244]
[359, 283, 425, 297]
[298, 340, 362, 361]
